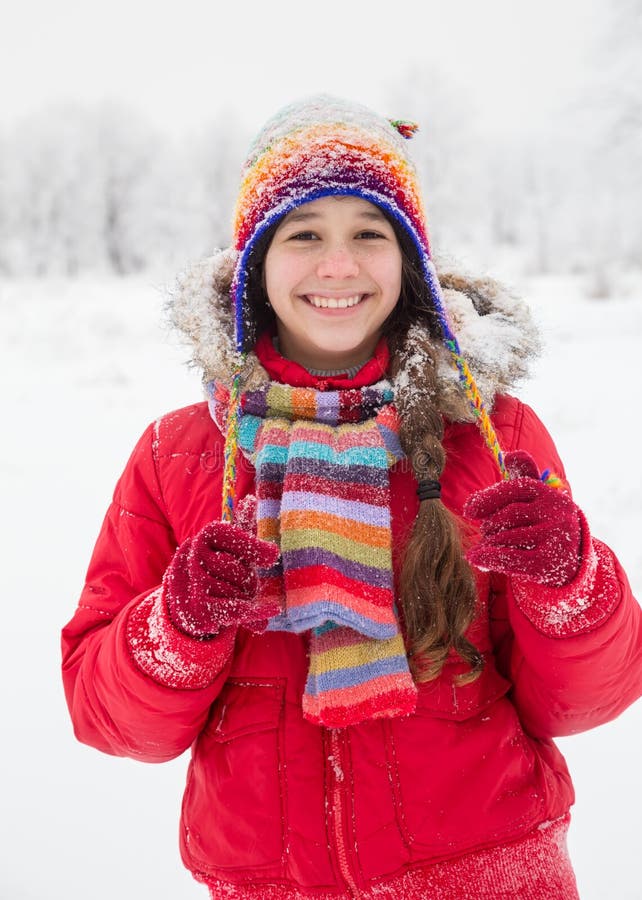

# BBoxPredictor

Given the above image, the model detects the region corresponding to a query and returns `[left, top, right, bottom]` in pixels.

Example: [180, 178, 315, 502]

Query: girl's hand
[163, 495, 281, 638]
[463, 451, 582, 587]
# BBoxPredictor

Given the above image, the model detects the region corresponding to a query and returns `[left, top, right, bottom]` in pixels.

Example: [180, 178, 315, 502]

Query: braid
[390, 330, 483, 685]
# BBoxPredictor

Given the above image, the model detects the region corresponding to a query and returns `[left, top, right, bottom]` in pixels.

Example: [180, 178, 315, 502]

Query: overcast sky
[1, 0, 605, 142]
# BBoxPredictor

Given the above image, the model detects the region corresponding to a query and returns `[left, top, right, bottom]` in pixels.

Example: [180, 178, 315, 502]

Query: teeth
[307, 294, 363, 308]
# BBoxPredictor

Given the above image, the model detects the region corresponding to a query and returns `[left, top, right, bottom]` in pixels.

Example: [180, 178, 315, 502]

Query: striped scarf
[208, 379, 418, 727]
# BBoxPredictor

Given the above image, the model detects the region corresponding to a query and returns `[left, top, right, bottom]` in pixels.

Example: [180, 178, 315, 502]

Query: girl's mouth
[303, 294, 368, 309]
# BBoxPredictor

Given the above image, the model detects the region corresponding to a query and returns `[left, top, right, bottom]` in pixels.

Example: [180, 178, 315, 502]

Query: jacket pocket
[386, 661, 543, 854]
[181, 678, 287, 874]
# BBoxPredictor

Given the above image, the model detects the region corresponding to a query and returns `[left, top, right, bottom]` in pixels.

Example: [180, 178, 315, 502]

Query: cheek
[264, 252, 305, 301]
[372, 253, 402, 299]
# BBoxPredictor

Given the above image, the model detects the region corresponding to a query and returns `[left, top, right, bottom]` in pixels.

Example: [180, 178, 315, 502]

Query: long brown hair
[375, 226, 483, 685]
[244, 211, 483, 685]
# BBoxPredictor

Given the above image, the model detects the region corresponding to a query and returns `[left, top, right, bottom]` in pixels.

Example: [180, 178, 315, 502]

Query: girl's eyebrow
[282, 211, 321, 223]
[356, 210, 388, 222]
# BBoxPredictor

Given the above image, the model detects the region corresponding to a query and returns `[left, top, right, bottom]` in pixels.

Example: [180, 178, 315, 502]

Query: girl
[62, 96, 642, 899]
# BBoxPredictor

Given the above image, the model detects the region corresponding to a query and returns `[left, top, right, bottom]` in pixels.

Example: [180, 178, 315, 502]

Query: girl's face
[263, 195, 402, 371]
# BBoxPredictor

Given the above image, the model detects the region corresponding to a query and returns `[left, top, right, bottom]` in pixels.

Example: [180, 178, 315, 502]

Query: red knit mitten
[463, 451, 582, 587]
[163, 495, 280, 638]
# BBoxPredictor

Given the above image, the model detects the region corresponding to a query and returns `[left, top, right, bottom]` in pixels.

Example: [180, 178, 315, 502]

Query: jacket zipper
[328, 727, 360, 896]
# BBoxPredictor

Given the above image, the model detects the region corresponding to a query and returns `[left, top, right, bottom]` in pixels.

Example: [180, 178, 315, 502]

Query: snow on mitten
[163, 495, 281, 638]
[463, 451, 582, 587]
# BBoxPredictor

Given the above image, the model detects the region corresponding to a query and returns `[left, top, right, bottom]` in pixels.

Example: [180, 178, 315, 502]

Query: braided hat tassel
[220, 364, 244, 523]
[424, 261, 562, 488]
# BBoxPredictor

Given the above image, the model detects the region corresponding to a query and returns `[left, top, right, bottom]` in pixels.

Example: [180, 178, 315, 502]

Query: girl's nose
[316, 244, 359, 279]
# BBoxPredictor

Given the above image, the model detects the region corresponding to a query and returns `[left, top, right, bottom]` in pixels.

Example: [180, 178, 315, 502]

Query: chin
[314, 342, 361, 358]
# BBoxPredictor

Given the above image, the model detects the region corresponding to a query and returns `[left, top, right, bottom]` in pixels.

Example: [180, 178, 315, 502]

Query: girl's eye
[356, 230, 385, 239]
[288, 231, 318, 241]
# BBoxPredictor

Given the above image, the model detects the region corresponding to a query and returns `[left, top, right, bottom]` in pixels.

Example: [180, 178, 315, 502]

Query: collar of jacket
[253, 330, 390, 390]
[166, 247, 542, 424]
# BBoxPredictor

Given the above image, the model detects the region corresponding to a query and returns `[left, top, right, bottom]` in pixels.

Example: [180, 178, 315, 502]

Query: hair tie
[417, 479, 441, 501]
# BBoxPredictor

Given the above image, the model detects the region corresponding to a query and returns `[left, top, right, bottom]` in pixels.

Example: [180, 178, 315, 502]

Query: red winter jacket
[61, 346, 642, 898]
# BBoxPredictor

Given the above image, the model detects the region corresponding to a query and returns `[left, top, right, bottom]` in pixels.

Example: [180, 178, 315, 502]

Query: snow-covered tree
[186, 110, 250, 252]
[0, 101, 253, 278]
[559, 0, 642, 291]
[384, 68, 491, 268]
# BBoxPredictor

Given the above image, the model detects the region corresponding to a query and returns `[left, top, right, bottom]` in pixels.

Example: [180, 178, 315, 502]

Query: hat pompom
[389, 119, 419, 139]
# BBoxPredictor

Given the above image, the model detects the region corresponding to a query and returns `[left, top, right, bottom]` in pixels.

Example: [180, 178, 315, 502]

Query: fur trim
[166, 250, 541, 424]
[166, 248, 268, 393]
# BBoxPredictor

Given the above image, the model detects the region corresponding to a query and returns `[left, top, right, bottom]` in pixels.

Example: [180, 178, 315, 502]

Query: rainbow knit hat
[228, 94, 511, 483]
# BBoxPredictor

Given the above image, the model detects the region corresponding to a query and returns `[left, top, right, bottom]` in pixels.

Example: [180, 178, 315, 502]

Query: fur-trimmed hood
[167, 249, 541, 424]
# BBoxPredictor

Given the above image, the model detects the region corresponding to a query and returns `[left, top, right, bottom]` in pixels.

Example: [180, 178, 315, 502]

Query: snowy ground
[1, 267, 641, 899]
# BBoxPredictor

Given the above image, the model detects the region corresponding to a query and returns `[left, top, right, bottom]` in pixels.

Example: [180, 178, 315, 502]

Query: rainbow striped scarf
[208, 379, 418, 727]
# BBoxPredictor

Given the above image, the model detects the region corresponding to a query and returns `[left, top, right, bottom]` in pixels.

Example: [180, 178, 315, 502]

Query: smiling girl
[62, 96, 642, 899]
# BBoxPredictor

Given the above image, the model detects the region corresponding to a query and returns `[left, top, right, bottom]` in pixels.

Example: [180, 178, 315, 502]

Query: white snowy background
[1, 1, 641, 898]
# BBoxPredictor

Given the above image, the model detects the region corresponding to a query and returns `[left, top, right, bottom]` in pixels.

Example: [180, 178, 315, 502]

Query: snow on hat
[227, 95, 513, 484]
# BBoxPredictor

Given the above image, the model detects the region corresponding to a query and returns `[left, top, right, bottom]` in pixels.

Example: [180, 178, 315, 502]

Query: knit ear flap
[389, 119, 419, 139]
